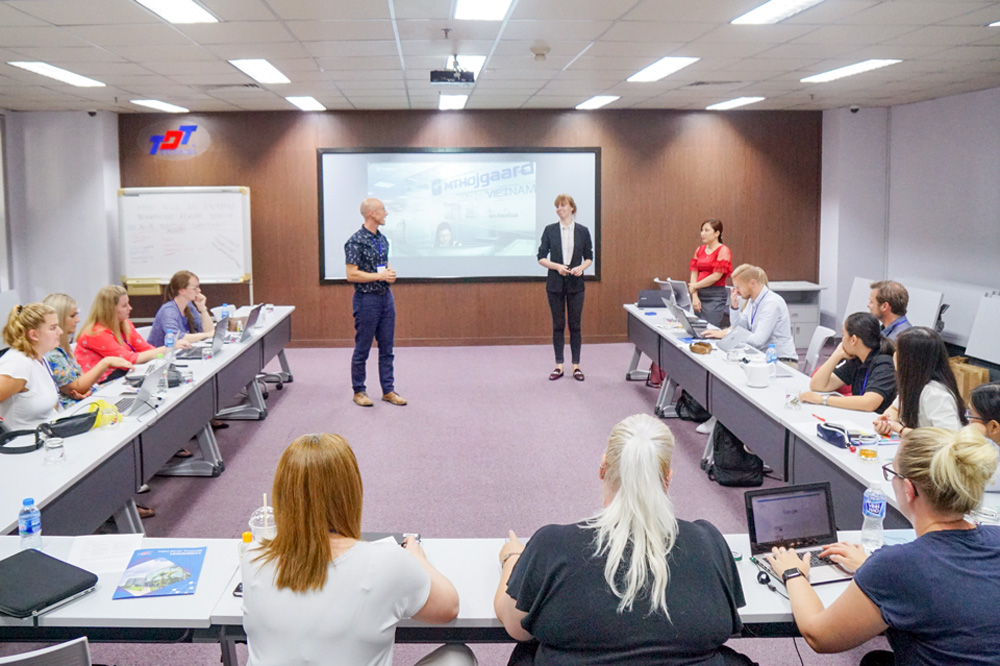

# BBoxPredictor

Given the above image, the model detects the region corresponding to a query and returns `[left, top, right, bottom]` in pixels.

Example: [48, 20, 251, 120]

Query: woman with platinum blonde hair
[495, 414, 753, 665]
[768, 426, 1000, 665]
[241, 433, 475, 666]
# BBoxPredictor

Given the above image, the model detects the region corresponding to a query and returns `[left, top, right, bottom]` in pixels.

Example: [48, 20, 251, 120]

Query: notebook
[0, 549, 98, 619]
[239, 304, 264, 342]
[116, 363, 166, 416]
[745, 482, 853, 585]
[637, 290, 668, 308]
[666, 302, 710, 339]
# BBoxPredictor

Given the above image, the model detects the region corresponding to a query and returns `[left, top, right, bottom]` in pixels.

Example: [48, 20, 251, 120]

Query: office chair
[802, 325, 836, 376]
[0, 636, 91, 666]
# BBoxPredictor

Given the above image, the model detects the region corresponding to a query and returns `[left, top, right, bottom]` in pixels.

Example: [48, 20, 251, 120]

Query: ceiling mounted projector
[430, 70, 475, 86]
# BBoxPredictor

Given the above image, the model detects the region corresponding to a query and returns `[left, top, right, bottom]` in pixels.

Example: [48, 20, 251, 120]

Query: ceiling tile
[265, 0, 390, 20]
[789, 24, 919, 45]
[622, 0, 758, 23]
[205, 42, 313, 60]
[5, 0, 156, 25]
[837, 2, 991, 25]
[391, 0, 451, 21]
[0, 4, 48, 27]
[143, 60, 238, 76]
[315, 57, 402, 70]
[600, 21, 716, 43]
[501, 20, 612, 42]
[67, 24, 195, 46]
[0, 26, 92, 47]
[399, 40, 496, 57]
[285, 20, 394, 42]
[7, 46, 126, 62]
[199, 0, 276, 22]
[302, 40, 399, 58]
[396, 20, 500, 41]
[512, 0, 638, 21]
[691, 24, 819, 45]
[176, 21, 294, 45]
[109, 45, 216, 62]
[883, 25, 998, 46]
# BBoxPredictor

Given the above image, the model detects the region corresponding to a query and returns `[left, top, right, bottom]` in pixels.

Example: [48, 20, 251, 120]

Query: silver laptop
[239, 304, 264, 342]
[666, 301, 710, 339]
[116, 363, 167, 416]
[176, 316, 228, 359]
[664, 278, 692, 310]
[745, 483, 853, 585]
[717, 326, 750, 352]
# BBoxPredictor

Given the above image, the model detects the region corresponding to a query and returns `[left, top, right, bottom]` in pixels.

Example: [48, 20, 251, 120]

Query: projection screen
[318, 148, 600, 283]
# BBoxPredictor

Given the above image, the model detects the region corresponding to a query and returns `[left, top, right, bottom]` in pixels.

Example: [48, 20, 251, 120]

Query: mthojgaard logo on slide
[139, 123, 211, 160]
[431, 162, 534, 196]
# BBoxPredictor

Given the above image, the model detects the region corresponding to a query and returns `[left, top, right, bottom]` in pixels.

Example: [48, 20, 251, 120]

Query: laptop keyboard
[115, 396, 135, 413]
[808, 551, 834, 567]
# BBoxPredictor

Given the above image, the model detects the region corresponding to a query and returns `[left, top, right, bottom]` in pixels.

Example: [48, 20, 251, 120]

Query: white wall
[5, 110, 120, 305]
[818, 106, 889, 324]
[820, 86, 1000, 327]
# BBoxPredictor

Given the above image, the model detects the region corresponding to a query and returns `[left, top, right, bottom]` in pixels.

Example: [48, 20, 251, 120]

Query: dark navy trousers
[351, 290, 395, 395]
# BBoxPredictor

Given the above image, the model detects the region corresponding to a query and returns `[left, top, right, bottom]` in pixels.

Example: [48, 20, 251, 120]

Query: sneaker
[353, 391, 374, 407]
[695, 416, 717, 434]
[382, 392, 407, 406]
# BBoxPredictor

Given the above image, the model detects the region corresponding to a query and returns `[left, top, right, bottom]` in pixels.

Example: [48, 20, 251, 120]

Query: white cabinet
[771, 281, 824, 349]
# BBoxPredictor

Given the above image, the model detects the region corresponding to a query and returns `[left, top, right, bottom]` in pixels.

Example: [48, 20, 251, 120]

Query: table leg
[655, 377, 679, 418]
[156, 425, 224, 477]
[625, 346, 650, 381]
[112, 500, 145, 534]
[216, 379, 268, 421]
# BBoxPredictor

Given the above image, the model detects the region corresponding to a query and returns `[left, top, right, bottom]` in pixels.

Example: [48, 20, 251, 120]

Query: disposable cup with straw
[249, 492, 276, 542]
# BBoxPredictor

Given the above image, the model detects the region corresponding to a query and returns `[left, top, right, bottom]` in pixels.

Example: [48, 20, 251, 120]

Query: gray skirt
[696, 285, 729, 328]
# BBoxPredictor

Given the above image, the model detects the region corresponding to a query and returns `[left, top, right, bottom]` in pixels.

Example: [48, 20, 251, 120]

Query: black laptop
[745, 482, 853, 585]
[0, 549, 98, 619]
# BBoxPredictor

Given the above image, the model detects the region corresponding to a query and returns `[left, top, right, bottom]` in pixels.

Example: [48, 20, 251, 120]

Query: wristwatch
[822, 395, 829, 406]
[782, 568, 805, 584]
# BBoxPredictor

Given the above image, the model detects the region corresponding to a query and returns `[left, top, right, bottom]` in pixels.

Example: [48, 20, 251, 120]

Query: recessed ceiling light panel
[576, 95, 619, 110]
[131, 99, 189, 113]
[801, 59, 901, 83]
[8, 61, 105, 87]
[731, 0, 826, 25]
[228, 59, 290, 84]
[134, 0, 217, 24]
[627, 57, 699, 83]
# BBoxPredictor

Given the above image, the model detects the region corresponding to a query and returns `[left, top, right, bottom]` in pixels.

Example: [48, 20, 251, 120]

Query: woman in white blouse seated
[875, 327, 966, 437]
[241, 433, 476, 666]
[0, 303, 61, 430]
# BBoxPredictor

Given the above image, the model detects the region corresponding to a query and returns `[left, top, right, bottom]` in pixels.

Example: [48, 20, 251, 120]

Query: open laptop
[716, 326, 751, 352]
[637, 290, 669, 308]
[176, 316, 228, 359]
[666, 301, 711, 339]
[664, 278, 692, 309]
[115, 363, 167, 416]
[239, 304, 264, 342]
[745, 482, 853, 585]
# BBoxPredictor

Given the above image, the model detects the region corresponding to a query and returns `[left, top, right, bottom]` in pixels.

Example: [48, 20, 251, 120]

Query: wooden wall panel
[119, 110, 821, 347]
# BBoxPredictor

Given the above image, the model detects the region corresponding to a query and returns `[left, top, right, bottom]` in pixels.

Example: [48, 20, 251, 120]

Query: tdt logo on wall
[139, 123, 211, 160]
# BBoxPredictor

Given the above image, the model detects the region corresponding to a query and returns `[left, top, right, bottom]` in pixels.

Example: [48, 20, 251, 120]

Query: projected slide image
[369, 161, 537, 259]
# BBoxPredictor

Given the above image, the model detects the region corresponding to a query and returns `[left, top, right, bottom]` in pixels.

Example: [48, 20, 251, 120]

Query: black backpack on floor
[675, 390, 712, 423]
[706, 423, 764, 487]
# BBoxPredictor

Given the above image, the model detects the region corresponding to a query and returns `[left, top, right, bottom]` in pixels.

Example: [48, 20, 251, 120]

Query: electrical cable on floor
[792, 636, 805, 666]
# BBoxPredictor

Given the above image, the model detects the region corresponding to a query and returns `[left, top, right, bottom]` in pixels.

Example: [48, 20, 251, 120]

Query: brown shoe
[353, 392, 374, 407]
[382, 391, 407, 406]
[137, 505, 156, 519]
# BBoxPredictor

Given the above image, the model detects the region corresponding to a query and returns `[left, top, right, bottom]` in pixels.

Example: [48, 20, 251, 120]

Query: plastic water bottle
[164, 328, 177, 363]
[156, 354, 168, 395]
[765, 344, 778, 378]
[861, 481, 887, 554]
[18, 498, 42, 550]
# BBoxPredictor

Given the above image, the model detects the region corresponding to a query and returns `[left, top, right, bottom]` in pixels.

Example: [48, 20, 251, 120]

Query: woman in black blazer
[537, 194, 594, 381]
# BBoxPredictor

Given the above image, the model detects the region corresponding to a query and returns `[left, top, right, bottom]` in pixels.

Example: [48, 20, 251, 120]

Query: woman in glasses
[767, 426, 1000, 665]
[969, 382, 1000, 492]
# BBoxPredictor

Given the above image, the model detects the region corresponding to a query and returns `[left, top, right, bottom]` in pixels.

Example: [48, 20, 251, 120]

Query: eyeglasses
[881, 462, 918, 497]
[965, 410, 982, 423]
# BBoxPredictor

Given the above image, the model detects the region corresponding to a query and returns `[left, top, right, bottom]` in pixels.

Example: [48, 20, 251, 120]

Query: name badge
[376, 264, 387, 273]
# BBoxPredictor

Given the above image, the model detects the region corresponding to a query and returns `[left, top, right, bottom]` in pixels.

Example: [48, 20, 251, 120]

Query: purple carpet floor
[5, 343, 885, 665]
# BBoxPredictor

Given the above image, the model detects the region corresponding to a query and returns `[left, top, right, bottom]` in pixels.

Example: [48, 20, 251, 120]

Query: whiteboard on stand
[118, 187, 252, 284]
[965, 293, 1000, 365]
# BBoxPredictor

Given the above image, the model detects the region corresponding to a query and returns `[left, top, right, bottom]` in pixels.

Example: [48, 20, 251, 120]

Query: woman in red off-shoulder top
[688, 219, 732, 328]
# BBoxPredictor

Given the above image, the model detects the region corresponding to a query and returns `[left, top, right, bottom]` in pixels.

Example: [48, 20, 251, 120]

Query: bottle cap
[23, 498, 33, 506]
[242, 531, 253, 543]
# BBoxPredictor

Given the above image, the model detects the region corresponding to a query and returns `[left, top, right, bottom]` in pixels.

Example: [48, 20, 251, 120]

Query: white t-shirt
[241, 539, 431, 666]
[891, 380, 962, 430]
[0, 349, 59, 430]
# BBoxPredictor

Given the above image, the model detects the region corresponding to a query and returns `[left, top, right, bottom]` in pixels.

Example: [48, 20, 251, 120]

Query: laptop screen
[745, 483, 838, 553]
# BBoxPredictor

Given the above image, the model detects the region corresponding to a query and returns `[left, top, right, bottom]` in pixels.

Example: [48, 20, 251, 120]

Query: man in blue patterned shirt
[345, 198, 406, 407]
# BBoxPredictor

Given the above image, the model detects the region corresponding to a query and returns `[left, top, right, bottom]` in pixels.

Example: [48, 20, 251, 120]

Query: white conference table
[624, 303, 1000, 530]
[0, 306, 295, 538]
[2, 531, 907, 663]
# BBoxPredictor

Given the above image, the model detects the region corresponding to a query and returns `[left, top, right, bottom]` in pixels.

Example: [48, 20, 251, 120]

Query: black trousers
[547, 289, 585, 364]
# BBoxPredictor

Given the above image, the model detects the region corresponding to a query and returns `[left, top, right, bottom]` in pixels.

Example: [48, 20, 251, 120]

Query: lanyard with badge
[749, 290, 770, 328]
[375, 234, 387, 274]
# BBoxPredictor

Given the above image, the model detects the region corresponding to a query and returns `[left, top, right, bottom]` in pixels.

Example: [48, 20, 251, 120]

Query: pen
[812, 414, 825, 422]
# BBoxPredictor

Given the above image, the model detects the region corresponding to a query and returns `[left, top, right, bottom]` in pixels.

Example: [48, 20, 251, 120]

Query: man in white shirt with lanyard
[704, 263, 798, 364]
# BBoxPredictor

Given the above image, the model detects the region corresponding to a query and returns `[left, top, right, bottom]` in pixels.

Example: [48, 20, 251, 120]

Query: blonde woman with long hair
[75, 285, 188, 382]
[42, 293, 132, 407]
[494, 414, 753, 665]
[241, 433, 474, 666]
[0, 303, 62, 429]
[768, 426, 1000, 665]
